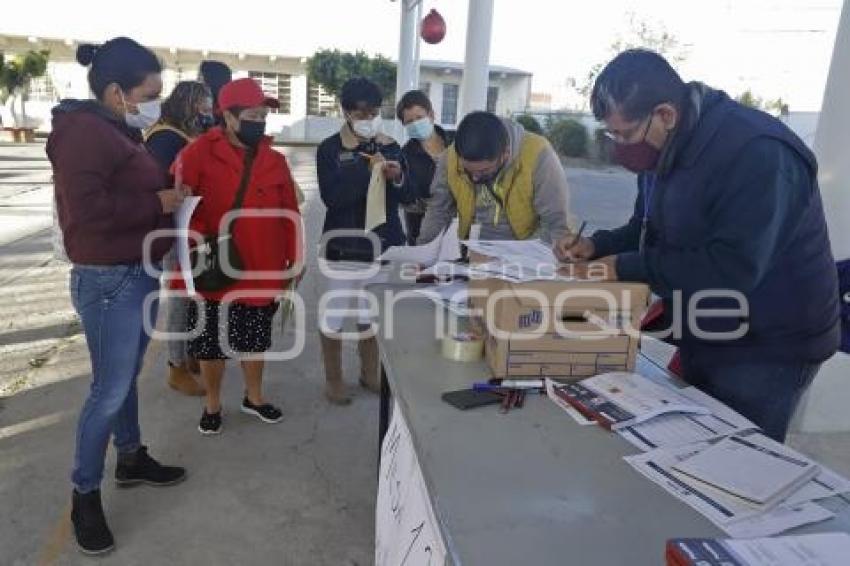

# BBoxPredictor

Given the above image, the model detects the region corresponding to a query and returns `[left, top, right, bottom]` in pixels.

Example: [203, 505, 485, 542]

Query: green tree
[306, 49, 397, 110]
[515, 114, 543, 134]
[547, 118, 589, 158]
[570, 13, 688, 109]
[0, 49, 50, 126]
[736, 89, 763, 109]
[736, 90, 790, 116]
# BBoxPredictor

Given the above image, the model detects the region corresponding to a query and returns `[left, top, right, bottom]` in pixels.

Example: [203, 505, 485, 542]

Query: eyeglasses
[603, 114, 654, 144]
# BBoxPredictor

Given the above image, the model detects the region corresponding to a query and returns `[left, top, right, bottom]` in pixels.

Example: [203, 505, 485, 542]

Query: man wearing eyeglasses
[417, 111, 572, 245]
[554, 49, 840, 442]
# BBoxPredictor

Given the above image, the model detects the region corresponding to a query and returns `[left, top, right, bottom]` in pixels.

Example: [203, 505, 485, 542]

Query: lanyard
[640, 173, 657, 253]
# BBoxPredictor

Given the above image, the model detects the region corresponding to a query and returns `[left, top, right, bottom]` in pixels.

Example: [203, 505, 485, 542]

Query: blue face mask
[405, 117, 434, 141]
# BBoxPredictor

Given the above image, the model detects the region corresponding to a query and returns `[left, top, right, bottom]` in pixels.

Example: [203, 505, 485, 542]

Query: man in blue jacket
[556, 49, 840, 441]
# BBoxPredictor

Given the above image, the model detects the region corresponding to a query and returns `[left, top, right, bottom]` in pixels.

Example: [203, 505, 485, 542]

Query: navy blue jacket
[592, 88, 840, 364]
[316, 133, 415, 262]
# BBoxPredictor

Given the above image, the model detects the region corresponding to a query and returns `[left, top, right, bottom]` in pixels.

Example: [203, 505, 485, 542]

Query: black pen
[568, 221, 588, 250]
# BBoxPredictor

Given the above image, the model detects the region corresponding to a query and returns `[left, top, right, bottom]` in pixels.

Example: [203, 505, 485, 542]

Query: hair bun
[76, 44, 99, 66]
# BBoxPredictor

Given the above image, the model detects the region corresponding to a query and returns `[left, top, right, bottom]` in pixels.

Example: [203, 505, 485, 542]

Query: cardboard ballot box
[468, 278, 650, 380]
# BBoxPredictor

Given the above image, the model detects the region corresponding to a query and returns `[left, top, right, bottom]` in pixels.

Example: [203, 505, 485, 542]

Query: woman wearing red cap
[177, 78, 302, 435]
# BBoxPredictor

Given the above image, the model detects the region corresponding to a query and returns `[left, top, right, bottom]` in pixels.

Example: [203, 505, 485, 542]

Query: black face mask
[195, 113, 215, 132]
[236, 120, 266, 148]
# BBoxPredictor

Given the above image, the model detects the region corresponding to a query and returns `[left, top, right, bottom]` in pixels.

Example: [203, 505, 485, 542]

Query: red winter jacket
[175, 128, 301, 306]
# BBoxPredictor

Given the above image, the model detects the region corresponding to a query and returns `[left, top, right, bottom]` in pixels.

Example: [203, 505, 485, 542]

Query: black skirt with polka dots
[187, 299, 278, 360]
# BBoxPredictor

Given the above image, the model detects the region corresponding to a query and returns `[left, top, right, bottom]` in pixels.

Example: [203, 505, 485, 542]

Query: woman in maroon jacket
[47, 37, 186, 556]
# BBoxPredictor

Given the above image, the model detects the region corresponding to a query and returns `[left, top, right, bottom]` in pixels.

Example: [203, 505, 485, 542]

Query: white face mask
[122, 94, 161, 130]
[351, 115, 382, 139]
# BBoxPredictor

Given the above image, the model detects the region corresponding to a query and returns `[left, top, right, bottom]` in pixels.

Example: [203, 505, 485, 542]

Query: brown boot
[320, 334, 351, 405]
[167, 363, 206, 396]
[186, 356, 201, 374]
[357, 335, 381, 394]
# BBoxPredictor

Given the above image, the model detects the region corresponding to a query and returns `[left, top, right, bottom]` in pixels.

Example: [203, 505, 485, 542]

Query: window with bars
[27, 74, 58, 102]
[307, 81, 337, 116]
[441, 83, 459, 125]
[249, 71, 292, 114]
[487, 86, 499, 113]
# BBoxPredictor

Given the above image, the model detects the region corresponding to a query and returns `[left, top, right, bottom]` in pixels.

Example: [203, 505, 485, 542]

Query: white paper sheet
[365, 165, 386, 232]
[579, 372, 712, 430]
[463, 238, 558, 268]
[724, 533, 850, 566]
[380, 220, 460, 267]
[175, 196, 201, 296]
[414, 280, 471, 316]
[376, 402, 448, 566]
[624, 442, 835, 537]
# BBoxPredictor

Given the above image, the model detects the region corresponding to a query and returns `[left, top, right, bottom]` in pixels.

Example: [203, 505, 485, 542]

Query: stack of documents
[625, 430, 850, 537]
[616, 384, 759, 451]
[547, 372, 711, 430]
[666, 533, 850, 566]
[671, 433, 820, 509]
[545, 372, 850, 537]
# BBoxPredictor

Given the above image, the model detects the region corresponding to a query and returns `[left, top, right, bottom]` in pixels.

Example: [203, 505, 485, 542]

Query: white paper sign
[376, 402, 448, 566]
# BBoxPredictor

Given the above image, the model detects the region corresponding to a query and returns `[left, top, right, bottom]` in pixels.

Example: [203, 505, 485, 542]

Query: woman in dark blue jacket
[316, 78, 414, 405]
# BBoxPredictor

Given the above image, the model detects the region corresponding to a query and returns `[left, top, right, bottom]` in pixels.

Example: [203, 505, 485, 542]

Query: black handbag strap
[226, 149, 256, 233]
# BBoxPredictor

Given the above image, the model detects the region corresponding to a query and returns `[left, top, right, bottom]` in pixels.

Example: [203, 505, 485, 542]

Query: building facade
[0, 34, 532, 141]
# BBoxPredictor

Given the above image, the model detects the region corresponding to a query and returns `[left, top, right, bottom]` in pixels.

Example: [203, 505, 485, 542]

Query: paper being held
[380, 219, 461, 267]
[175, 196, 202, 296]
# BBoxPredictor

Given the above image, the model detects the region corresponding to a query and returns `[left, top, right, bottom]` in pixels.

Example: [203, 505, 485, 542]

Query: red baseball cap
[218, 78, 280, 111]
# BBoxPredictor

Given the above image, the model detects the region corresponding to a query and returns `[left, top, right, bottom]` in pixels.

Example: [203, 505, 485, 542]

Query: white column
[815, 0, 850, 261]
[791, 0, 850, 434]
[458, 0, 495, 120]
[412, 1, 423, 87]
[396, 0, 421, 100]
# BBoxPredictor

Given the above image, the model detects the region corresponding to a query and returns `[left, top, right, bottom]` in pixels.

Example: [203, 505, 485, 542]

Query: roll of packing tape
[441, 332, 484, 362]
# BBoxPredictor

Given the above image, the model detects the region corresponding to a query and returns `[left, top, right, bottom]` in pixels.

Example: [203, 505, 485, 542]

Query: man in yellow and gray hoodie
[417, 111, 572, 244]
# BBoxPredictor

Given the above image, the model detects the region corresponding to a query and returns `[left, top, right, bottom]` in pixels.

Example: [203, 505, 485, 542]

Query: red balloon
[421, 9, 446, 44]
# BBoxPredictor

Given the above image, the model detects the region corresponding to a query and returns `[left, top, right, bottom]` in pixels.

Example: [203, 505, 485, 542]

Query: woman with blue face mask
[144, 80, 214, 398]
[396, 90, 454, 244]
[47, 37, 187, 556]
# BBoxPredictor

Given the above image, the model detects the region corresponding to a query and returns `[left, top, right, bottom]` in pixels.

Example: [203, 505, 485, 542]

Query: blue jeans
[681, 353, 821, 442]
[70, 263, 160, 493]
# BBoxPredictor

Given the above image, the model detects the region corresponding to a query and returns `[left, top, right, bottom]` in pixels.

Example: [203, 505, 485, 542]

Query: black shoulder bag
[191, 150, 255, 292]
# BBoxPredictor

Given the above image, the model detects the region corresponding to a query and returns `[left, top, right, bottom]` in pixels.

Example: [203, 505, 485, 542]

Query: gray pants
[163, 247, 190, 367]
[166, 296, 191, 366]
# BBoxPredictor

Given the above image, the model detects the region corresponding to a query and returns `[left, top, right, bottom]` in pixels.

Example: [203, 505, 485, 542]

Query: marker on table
[473, 380, 544, 392]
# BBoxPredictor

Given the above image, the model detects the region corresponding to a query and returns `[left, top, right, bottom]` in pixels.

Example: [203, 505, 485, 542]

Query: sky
[1, 0, 843, 111]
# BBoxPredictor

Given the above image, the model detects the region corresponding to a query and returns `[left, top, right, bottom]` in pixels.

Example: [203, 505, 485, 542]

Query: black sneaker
[71, 489, 114, 556]
[240, 398, 283, 424]
[115, 446, 187, 487]
[199, 409, 222, 435]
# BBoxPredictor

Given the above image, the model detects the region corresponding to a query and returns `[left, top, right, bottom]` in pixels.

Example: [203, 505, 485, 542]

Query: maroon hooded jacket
[47, 100, 173, 265]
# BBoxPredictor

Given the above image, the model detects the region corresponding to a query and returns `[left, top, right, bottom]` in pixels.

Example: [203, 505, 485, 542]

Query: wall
[418, 67, 531, 128]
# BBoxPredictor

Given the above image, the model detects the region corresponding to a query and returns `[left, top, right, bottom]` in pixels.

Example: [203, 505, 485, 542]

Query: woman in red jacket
[178, 78, 302, 435]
